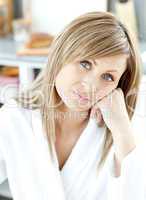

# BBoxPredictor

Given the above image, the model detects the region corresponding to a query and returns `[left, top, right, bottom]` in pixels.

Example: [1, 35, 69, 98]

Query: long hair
[15, 11, 142, 172]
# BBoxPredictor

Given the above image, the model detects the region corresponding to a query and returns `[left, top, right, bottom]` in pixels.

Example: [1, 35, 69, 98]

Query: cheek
[55, 67, 79, 101]
[95, 83, 117, 101]
[55, 64, 81, 90]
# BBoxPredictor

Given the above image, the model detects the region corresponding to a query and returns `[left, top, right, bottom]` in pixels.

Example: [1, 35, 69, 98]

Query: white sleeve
[0, 149, 7, 184]
[0, 105, 9, 184]
[107, 142, 146, 200]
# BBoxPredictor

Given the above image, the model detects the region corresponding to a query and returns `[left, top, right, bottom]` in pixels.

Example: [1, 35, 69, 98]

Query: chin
[65, 101, 92, 112]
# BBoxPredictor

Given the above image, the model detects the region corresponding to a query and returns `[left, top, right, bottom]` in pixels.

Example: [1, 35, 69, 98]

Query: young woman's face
[55, 54, 128, 112]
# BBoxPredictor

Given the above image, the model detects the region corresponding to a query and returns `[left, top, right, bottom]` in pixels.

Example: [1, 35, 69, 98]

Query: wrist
[111, 118, 132, 134]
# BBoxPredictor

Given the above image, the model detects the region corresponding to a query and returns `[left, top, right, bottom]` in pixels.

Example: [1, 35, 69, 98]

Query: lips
[73, 89, 90, 101]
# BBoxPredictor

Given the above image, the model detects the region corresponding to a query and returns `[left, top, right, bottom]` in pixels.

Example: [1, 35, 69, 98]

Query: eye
[101, 73, 114, 82]
[79, 60, 92, 70]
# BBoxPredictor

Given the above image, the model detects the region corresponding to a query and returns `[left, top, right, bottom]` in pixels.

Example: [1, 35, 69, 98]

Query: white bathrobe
[0, 99, 146, 200]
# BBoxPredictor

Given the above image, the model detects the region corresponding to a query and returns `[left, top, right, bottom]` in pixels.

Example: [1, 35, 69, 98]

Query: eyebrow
[92, 59, 98, 66]
[91, 59, 119, 73]
[105, 70, 119, 73]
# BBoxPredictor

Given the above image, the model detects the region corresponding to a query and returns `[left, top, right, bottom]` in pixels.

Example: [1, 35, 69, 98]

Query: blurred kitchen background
[0, 0, 145, 199]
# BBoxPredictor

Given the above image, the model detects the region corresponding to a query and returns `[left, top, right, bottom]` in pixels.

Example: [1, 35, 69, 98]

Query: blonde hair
[16, 11, 142, 172]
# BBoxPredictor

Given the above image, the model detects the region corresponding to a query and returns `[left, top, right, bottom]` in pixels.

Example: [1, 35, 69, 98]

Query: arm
[111, 122, 136, 177]
[107, 140, 146, 200]
[90, 88, 146, 199]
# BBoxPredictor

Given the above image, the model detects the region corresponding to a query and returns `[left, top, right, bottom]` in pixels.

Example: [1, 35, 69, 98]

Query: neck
[55, 108, 89, 130]
[54, 106, 90, 136]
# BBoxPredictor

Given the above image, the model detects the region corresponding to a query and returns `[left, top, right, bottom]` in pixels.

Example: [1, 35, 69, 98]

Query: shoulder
[0, 99, 41, 139]
[0, 99, 32, 123]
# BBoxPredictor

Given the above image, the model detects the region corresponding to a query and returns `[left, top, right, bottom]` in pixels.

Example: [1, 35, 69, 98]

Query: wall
[31, 0, 107, 35]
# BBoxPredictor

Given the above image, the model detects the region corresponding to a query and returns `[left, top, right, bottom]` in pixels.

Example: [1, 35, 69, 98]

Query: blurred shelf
[0, 35, 48, 69]
[0, 35, 48, 91]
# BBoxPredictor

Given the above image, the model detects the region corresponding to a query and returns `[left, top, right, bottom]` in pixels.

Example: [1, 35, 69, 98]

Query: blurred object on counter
[0, 74, 19, 103]
[22, 0, 31, 20]
[0, 66, 19, 76]
[12, 18, 32, 42]
[133, 0, 146, 41]
[25, 32, 54, 48]
[0, 66, 19, 104]
[17, 47, 50, 56]
[107, 0, 116, 12]
[0, 0, 13, 36]
[13, 0, 23, 18]
[0, 74, 19, 84]
[17, 32, 54, 56]
[118, 0, 129, 2]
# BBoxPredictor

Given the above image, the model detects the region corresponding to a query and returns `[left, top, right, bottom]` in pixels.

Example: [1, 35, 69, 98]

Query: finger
[90, 107, 96, 118]
[98, 117, 105, 127]
[90, 105, 101, 120]
[96, 111, 105, 127]
[95, 108, 103, 124]
[117, 87, 124, 97]
[90, 106, 105, 127]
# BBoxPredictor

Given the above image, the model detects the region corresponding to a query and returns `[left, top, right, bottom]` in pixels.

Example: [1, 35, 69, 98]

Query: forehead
[92, 54, 128, 72]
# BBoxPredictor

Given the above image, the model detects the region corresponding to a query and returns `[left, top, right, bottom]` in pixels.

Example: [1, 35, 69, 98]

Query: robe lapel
[55, 117, 106, 197]
[31, 109, 106, 199]
[31, 109, 66, 200]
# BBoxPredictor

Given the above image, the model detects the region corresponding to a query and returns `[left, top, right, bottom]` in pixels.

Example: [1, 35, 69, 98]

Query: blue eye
[101, 73, 114, 81]
[80, 60, 92, 70]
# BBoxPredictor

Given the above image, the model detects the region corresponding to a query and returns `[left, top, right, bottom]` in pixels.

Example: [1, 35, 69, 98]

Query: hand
[90, 87, 130, 132]
[90, 87, 136, 175]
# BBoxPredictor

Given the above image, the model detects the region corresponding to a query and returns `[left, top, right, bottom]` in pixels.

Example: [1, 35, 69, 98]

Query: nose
[81, 80, 99, 101]
[81, 73, 100, 94]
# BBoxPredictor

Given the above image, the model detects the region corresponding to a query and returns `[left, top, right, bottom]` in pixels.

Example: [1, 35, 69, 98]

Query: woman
[0, 11, 145, 200]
